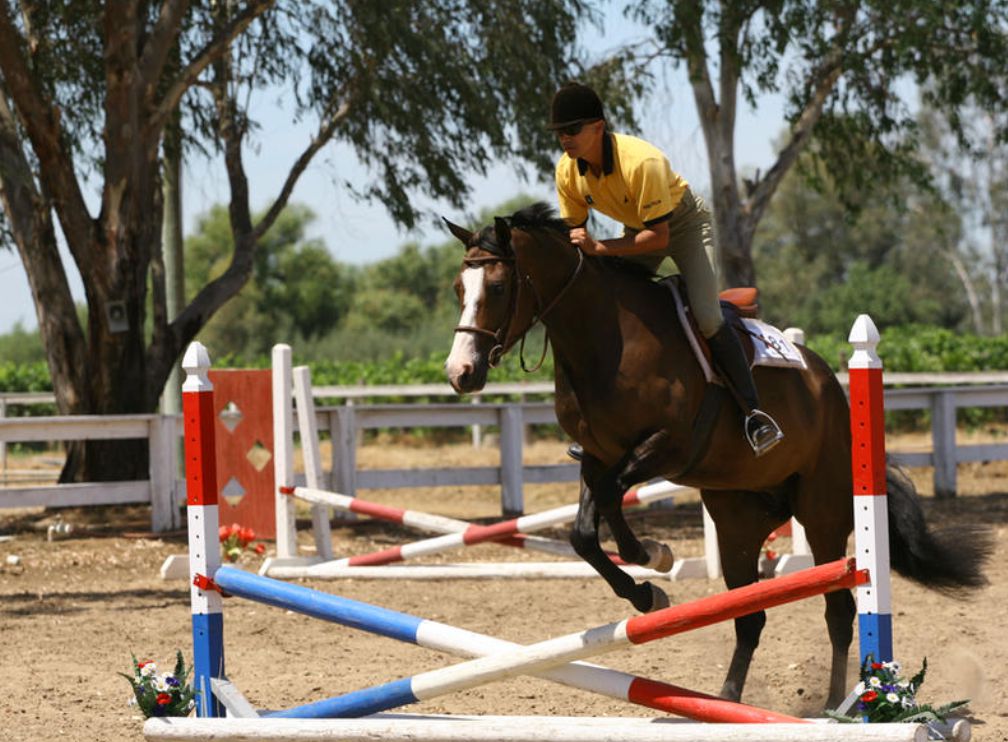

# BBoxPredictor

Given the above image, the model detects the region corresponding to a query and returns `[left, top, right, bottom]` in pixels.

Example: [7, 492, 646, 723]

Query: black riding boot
[706, 323, 784, 457]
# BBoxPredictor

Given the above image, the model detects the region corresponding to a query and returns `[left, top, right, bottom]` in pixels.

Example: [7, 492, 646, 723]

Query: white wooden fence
[0, 376, 1006, 531]
[0, 412, 180, 532]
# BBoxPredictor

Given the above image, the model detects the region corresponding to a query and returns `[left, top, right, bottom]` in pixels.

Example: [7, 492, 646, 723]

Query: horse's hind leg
[702, 489, 781, 702]
[570, 461, 668, 613]
[795, 491, 856, 708]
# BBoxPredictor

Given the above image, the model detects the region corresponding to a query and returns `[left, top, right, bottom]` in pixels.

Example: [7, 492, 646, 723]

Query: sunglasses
[554, 121, 587, 137]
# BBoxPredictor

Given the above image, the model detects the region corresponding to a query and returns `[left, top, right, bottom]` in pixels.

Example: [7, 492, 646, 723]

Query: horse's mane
[509, 202, 568, 234]
[508, 202, 656, 281]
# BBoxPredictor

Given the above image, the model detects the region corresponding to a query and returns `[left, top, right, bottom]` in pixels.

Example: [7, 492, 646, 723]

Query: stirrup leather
[744, 409, 784, 457]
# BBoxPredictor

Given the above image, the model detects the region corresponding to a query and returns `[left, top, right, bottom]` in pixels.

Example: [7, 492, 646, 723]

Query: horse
[441, 202, 991, 709]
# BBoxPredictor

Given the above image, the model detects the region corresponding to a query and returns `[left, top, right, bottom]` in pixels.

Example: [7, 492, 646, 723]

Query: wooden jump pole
[144, 715, 930, 742]
[211, 564, 803, 724]
[255, 558, 865, 718]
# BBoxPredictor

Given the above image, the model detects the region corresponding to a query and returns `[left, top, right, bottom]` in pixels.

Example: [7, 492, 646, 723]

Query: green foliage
[0, 322, 47, 365]
[754, 148, 969, 337]
[186, 204, 355, 358]
[0, 360, 52, 392]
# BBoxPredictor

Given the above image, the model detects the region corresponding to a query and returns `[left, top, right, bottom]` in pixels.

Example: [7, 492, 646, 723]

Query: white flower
[153, 674, 172, 692]
[884, 660, 901, 674]
[869, 676, 882, 688]
[886, 692, 900, 703]
[139, 662, 158, 678]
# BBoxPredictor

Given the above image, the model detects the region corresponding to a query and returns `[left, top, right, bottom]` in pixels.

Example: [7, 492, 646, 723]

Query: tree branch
[252, 99, 352, 241]
[149, 0, 274, 133]
[0, 91, 88, 407]
[138, 0, 190, 96]
[0, 3, 96, 266]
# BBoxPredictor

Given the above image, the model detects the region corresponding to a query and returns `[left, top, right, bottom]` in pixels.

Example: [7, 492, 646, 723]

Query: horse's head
[443, 215, 521, 393]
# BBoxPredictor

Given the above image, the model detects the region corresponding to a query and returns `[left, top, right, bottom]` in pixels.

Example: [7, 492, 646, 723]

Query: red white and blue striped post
[182, 342, 225, 718]
[848, 315, 893, 665]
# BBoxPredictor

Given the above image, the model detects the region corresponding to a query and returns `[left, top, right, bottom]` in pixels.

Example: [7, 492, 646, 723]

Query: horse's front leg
[569, 461, 669, 613]
[604, 430, 676, 573]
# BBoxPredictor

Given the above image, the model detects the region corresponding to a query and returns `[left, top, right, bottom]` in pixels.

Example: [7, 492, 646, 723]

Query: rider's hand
[570, 227, 606, 255]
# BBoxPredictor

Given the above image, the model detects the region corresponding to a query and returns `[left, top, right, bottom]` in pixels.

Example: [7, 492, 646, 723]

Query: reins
[454, 240, 585, 372]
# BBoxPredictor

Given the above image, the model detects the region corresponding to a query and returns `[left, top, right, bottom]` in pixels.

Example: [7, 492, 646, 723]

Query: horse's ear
[494, 217, 512, 254]
[442, 217, 473, 246]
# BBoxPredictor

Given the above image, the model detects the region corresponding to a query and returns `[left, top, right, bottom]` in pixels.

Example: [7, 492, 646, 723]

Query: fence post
[470, 395, 482, 448]
[499, 404, 524, 516]
[332, 405, 358, 497]
[0, 397, 6, 480]
[147, 414, 179, 532]
[848, 314, 894, 665]
[272, 344, 298, 560]
[931, 390, 957, 499]
[181, 342, 225, 718]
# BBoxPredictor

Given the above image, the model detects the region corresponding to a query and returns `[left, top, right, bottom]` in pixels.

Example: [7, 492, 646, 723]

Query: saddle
[659, 275, 806, 384]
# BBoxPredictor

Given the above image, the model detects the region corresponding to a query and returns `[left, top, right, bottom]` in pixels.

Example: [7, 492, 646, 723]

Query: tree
[0, 1, 601, 481]
[754, 149, 967, 336]
[918, 103, 1008, 335]
[626, 1, 1008, 288]
[185, 203, 354, 358]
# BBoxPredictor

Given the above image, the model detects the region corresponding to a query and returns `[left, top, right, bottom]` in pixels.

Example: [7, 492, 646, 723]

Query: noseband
[454, 247, 585, 370]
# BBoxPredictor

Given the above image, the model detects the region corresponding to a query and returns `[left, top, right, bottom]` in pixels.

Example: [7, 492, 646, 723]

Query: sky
[0, 10, 784, 335]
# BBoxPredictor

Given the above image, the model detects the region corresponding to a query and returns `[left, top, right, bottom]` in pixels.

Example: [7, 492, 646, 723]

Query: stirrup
[744, 410, 783, 457]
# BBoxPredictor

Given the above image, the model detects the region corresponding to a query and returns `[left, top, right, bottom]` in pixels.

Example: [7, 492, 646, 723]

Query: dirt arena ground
[1, 438, 1006, 741]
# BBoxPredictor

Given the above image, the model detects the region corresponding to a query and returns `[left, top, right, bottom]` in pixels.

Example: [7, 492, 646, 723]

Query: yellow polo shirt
[555, 132, 688, 230]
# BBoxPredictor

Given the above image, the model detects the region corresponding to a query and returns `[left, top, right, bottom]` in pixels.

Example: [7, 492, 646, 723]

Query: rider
[549, 81, 783, 457]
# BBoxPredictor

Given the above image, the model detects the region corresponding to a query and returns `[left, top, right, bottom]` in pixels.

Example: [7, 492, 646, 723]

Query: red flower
[254, 543, 266, 555]
[138, 660, 151, 669]
[156, 693, 172, 705]
[239, 527, 255, 546]
[218, 525, 231, 542]
[871, 662, 883, 670]
[764, 550, 778, 560]
[860, 690, 879, 703]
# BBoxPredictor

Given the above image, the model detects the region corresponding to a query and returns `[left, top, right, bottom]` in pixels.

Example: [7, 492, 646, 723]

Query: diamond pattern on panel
[221, 476, 246, 507]
[246, 440, 272, 472]
[219, 401, 243, 433]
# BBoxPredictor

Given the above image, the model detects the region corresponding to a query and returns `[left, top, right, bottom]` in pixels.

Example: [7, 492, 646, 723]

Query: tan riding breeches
[621, 188, 724, 338]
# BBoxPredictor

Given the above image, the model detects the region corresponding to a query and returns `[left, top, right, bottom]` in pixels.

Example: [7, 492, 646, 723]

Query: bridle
[454, 244, 585, 371]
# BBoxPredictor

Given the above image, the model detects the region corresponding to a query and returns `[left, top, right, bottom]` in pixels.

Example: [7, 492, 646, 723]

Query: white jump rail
[144, 715, 932, 742]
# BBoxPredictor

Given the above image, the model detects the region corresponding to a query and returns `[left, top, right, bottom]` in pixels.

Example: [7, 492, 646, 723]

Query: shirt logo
[643, 199, 662, 210]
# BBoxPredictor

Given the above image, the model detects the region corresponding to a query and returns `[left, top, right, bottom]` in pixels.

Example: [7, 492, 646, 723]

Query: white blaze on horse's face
[445, 266, 485, 390]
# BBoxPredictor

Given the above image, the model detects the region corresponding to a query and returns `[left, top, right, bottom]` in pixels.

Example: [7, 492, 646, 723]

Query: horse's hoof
[645, 582, 670, 612]
[642, 539, 674, 573]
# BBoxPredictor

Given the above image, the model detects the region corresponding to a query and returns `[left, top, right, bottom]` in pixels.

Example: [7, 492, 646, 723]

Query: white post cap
[847, 314, 882, 370]
[181, 342, 214, 392]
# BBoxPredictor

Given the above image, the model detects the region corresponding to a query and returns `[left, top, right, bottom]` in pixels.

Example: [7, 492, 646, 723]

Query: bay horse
[442, 202, 990, 709]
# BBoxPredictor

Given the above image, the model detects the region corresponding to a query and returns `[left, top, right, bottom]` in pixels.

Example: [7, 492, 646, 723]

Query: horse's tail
[885, 460, 992, 595]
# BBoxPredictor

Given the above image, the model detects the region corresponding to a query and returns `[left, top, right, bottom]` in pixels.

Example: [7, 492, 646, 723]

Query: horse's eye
[488, 282, 506, 296]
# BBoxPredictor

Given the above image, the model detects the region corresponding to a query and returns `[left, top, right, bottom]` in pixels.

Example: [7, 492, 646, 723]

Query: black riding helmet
[548, 82, 605, 130]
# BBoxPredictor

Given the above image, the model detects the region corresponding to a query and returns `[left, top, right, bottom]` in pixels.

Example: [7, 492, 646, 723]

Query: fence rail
[0, 377, 1006, 530]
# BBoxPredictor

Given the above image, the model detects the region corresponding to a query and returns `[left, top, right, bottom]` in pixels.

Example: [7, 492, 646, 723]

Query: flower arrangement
[120, 651, 196, 718]
[219, 522, 267, 562]
[828, 655, 968, 724]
